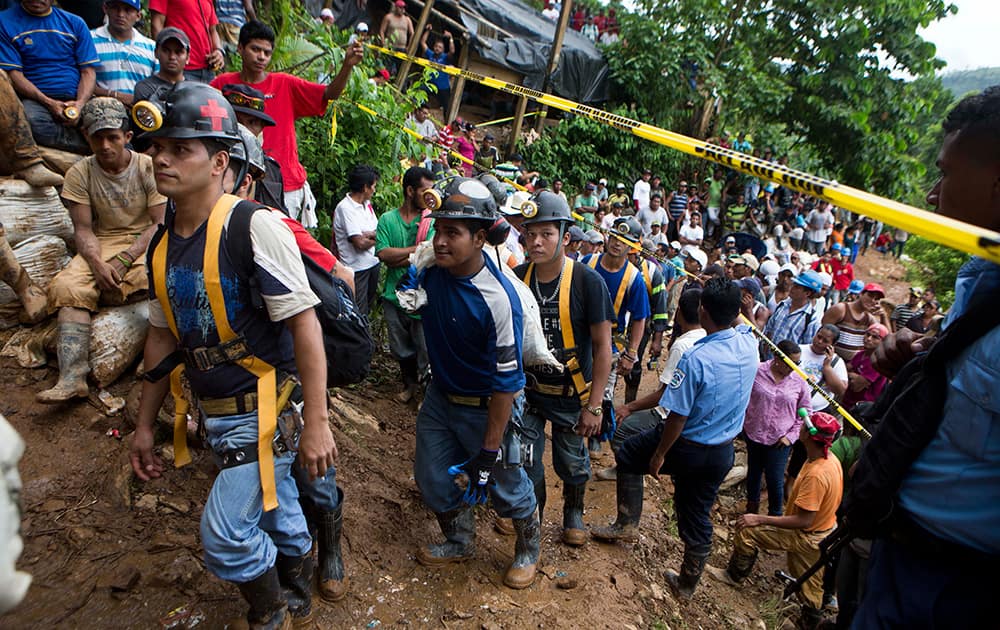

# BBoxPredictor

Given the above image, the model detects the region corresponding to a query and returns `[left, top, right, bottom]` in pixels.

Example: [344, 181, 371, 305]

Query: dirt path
[2, 251, 914, 630]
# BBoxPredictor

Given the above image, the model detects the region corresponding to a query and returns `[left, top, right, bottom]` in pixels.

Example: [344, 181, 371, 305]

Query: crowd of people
[540, 2, 620, 45]
[0, 3, 996, 630]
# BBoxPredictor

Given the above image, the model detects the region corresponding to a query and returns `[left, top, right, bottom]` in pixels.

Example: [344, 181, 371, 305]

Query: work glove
[448, 448, 499, 505]
[397, 264, 420, 292]
[598, 400, 617, 443]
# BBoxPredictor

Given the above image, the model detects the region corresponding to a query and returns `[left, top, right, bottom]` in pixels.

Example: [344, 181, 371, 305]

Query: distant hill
[941, 67, 1000, 98]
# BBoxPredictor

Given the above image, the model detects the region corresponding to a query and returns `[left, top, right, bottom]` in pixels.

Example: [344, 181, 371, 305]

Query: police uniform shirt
[421, 251, 525, 397]
[658, 325, 758, 445]
[514, 260, 615, 402]
[580, 254, 651, 339]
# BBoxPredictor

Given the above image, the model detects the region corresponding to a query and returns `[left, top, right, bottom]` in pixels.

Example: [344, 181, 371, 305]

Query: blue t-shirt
[581, 254, 650, 338]
[658, 325, 758, 445]
[897, 257, 1000, 553]
[667, 193, 688, 221]
[425, 48, 450, 91]
[0, 4, 100, 97]
[421, 252, 525, 396]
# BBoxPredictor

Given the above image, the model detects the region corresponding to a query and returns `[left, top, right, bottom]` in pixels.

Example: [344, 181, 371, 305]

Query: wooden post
[395, 0, 435, 90]
[534, 0, 573, 133]
[508, 94, 528, 157]
[447, 39, 471, 123]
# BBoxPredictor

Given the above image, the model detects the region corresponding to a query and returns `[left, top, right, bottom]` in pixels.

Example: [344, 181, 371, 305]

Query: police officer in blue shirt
[411, 178, 540, 590]
[592, 277, 758, 601]
[844, 86, 1000, 629]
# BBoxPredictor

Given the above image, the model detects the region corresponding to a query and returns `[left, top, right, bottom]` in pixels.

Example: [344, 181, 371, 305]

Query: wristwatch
[584, 404, 603, 416]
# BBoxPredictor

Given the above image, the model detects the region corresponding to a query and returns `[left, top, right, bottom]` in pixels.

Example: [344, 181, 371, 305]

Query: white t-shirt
[806, 209, 831, 243]
[505, 224, 525, 265]
[636, 206, 669, 236]
[679, 224, 704, 253]
[633, 179, 651, 212]
[798, 344, 847, 410]
[659, 328, 707, 387]
[333, 194, 379, 271]
[601, 213, 618, 231]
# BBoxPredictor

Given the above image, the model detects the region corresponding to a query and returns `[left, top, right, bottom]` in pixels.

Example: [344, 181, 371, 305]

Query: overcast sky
[921, 0, 1000, 71]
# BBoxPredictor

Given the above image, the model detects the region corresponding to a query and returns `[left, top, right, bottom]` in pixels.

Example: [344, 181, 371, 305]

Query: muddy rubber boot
[36, 321, 91, 403]
[316, 498, 349, 603]
[799, 605, 824, 630]
[664, 549, 709, 601]
[0, 226, 48, 324]
[534, 478, 547, 529]
[503, 512, 540, 589]
[275, 553, 314, 627]
[561, 483, 587, 547]
[416, 508, 475, 567]
[590, 472, 643, 543]
[236, 567, 293, 630]
[15, 162, 64, 188]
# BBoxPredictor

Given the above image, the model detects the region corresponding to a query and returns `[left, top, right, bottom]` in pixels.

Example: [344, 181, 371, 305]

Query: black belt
[676, 436, 733, 449]
[446, 393, 491, 408]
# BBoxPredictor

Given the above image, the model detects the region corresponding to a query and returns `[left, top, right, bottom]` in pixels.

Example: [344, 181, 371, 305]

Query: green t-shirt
[830, 435, 862, 491]
[708, 179, 723, 208]
[375, 209, 434, 313]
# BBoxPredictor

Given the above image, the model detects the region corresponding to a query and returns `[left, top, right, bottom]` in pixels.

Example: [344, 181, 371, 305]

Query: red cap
[807, 412, 841, 456]
[395, 0, 405, 6]
[863, 282, 885, 296]
[378, 68, 390, 80]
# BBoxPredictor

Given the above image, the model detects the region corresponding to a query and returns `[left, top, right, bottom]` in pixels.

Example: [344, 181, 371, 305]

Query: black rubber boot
[799, 605, 824, 630]
[561, 483, 587, 546]
[533, 478, 547, 527]
[623, 381, 640, 404]
[236, 567, 292, 630]
[416, 508, 475, 567]
[664, 548, 710, 601]
[316, 488, 348, 603]
[727, 548, 758, 582]
[503, 512, 540, 589]
[275, 553, 314, 626]
[590, 472, 643, 543]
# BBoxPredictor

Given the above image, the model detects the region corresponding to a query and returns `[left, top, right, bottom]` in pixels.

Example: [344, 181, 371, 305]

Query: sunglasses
[224, 90, 266, 112]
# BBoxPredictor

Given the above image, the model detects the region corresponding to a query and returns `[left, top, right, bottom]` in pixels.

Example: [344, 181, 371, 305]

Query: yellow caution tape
[366, 42, 1000, 264]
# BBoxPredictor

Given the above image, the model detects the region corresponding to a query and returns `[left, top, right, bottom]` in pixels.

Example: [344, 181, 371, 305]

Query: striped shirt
[90, 26, 157, 95]
[215, 0, 248, 26]
[761, 298, 819, 358]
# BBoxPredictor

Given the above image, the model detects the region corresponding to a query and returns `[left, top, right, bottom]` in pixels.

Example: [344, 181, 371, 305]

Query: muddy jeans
[734, 524, 830, 609]
[414, 382, 536, 518]
[200, 411, 311, 583]
[0, 70, 43, 173]
[20, 97, 89, 154]
[523, 396, 590, 487]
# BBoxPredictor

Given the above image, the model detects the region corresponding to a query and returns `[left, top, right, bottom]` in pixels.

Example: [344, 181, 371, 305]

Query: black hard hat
[477, 173, 508, 206]
[228, 123, 266, 179]
[427, 177, 498, 221]
[611, 216, 643, 243]
[521, 190, 574, 227]
[139, 82, 240, 143]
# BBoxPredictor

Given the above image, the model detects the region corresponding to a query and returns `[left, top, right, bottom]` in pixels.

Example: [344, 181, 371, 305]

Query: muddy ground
[2, 251, 911, 630]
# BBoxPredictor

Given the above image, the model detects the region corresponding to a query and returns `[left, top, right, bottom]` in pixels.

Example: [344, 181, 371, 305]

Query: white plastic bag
[0, 179, 74, 246]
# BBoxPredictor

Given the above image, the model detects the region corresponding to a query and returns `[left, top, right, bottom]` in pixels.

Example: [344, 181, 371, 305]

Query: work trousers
[610, 408, 661, 454]
[744, 437, 792, 516]
[352, 263, 381, 317]
[734, 523, 829, 609]
[523, 396, 590, 487]
[0, 70, 43, 174]
[414, 382, 536, 518]
[617, 422, 733, 555]
[20, 97, 89, 154]
[200, 411, 311, 583]
[382, 298, 429, 384]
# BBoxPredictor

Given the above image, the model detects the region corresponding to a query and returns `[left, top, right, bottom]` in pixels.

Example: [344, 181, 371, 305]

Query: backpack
[227, 200, 374, 388]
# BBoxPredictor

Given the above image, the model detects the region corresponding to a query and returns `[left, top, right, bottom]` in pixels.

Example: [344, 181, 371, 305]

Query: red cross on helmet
[138, 82, 240, 143]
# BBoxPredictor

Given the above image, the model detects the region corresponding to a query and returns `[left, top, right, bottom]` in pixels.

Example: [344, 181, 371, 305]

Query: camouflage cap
[80, 97, 130, 135]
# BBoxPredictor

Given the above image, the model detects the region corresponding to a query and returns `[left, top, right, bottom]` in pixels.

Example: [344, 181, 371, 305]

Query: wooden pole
[534, 0, 573, 133]
[447, 39, 471, 123]
[508, 94, 528, 157]
[395, 0, 436, 90]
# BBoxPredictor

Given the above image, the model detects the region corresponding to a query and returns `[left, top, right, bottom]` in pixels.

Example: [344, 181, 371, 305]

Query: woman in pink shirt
[452, 118, 477, 176]
[742, 339, 813, 515]
[841, 323, 889, 410]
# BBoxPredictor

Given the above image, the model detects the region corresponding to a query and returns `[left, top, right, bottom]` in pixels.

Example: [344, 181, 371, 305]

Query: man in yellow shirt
[708, 411, 843, 629]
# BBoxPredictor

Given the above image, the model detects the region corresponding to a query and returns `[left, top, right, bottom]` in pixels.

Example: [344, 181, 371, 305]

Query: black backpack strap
[226, 199, 270, 309]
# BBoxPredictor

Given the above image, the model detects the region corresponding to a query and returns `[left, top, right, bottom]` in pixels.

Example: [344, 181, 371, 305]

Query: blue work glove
[397, 264, 420, 292]
[447, 448, 499, 505]
[598, 400, 617, 442]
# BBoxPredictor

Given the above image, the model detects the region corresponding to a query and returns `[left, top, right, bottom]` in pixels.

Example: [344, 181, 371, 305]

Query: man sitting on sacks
[37, 97, 166, 403]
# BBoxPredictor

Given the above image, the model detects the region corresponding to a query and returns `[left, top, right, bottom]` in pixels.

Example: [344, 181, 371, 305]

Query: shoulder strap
[204, 194, 281, 512]
[613, 263, 638, 318]
[641, 260, 653, 296]
[524, 261, 535, 285]
[558, 258, 576, 352]
[586, 254, 599, 270]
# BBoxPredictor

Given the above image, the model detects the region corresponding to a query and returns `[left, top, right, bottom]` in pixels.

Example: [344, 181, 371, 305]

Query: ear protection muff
[486, 217, 511, 246]
[422, 188, 443, 212]
[132, 100, 164, 132]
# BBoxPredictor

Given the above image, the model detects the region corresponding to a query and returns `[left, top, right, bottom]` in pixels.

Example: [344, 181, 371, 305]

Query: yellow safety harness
[151, 194, 281, 511]
[524, 257, 591, 403]
[587, 254, 638, 352]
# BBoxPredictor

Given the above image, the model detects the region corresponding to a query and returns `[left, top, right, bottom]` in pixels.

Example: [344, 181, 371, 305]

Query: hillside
[941, 66, 1000, 98]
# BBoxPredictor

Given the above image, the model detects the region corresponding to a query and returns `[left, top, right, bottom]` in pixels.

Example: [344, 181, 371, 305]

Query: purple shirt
[841, 350, 887, 410]
[743, 360, 813, 446]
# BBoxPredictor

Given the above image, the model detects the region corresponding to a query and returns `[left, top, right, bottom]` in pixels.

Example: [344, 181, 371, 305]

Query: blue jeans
[744, 437, 791, 515]
[183, 68, 216, 83]
[523, 396, 590, 487]
[293, 460, 341, 512]
[617, 423, 733, 555]
[851, 536, 992, 629]
[20, 98, 88, 154]
[200, 412, 311, 583]
[414, 382, 536, 518]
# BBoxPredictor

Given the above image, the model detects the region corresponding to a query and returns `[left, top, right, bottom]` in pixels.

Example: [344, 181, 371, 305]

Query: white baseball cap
[682, 248, 708, 270]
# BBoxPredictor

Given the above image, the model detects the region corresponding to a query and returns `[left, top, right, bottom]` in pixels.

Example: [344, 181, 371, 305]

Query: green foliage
[941, 67, 1000, 100]
[902, 236, 968, 309]
[261, 0, 432, 245]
